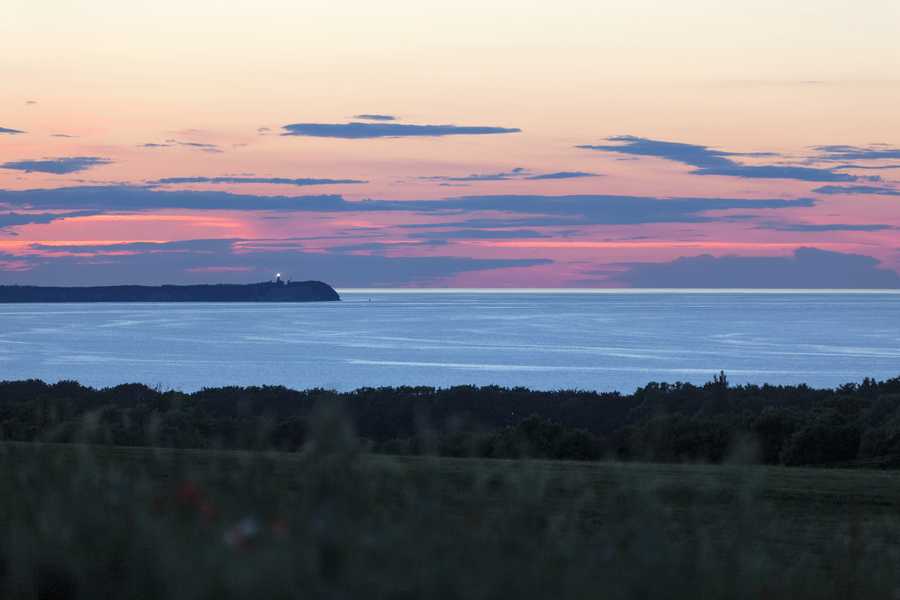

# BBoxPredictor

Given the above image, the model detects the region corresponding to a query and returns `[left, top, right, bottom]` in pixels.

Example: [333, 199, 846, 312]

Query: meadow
[4, 402, 900, 600]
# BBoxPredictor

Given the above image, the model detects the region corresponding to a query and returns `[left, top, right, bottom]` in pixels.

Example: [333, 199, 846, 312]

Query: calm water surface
[0, 290, 898, 393]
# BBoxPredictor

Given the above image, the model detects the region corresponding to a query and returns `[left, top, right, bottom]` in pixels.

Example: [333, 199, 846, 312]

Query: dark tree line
[2, 375, 900, 467]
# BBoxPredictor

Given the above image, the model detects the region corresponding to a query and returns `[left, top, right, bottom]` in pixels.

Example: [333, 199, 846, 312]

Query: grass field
[3, 408, 900, 599]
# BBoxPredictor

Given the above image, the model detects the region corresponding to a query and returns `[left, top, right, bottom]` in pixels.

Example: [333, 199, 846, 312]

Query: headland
[0, 278, 340, 302]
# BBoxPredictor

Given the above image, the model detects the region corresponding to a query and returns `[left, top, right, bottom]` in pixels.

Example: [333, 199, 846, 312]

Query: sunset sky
[2, 0, 899, 288]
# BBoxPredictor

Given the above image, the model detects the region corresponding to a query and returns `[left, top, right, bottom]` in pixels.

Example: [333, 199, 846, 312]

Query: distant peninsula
[0, 278, 340, 303]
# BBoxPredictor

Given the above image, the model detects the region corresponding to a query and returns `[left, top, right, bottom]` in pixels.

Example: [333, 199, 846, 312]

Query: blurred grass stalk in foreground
[2, 402, 900, 600]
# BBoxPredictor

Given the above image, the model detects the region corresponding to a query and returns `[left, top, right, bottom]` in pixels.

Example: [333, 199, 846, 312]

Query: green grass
[4, 407, 900, 599]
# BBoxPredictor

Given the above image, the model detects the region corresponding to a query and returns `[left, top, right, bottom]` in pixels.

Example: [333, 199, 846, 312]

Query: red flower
[173, 479, 219, 524]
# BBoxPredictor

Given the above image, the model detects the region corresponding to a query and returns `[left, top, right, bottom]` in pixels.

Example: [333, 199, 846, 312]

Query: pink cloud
[0, 260, 33, 271]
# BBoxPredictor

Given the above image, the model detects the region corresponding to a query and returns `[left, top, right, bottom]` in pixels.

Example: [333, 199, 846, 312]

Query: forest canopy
[2, 374, 900, 468]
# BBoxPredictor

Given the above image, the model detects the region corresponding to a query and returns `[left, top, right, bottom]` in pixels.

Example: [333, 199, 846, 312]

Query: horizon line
[335, 288, 900, 294]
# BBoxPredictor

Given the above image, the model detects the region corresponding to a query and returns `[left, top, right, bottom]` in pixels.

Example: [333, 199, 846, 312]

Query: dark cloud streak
[813, 145, 900, 161]
[423, 170, 600, 182]
[151, 176, 367, 187]
[407, 229, 551, 239]
[813, 185, 900, 196]
[353, 115, 397, 121]
[140, 141, 222, 153]
[174, 142, 221, 153]
[690, 166, 857, 182]
[421, 170, 522, 182]
[0, 187, 817, 224]
[832, 165, 900, 171]
[0, 157, 114, 174]
[406, 194, 817, 225]
[0, 186, 348, 212]
[577, 136, 756, 168]
[0, 210, 101, 230]
[525, 172, 601, 180]
[753, 221, 896, 232]
[579, 136, 859, 182]
[281, 122, 521, 139]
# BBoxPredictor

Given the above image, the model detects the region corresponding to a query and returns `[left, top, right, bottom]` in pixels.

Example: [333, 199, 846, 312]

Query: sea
[0, 290, 898, 394]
